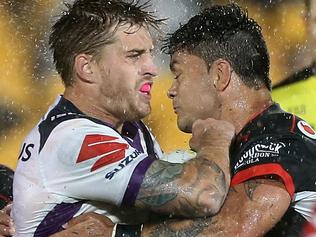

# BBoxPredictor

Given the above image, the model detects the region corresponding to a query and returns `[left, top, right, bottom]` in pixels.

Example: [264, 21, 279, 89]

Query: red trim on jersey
[231, 163, 295, 197]
[303, 221, 316, 236]
[240, 134, 250, 142]
[76, 134, 129, 172]
[290, 114, 296, 133]
[244, 102, 274, 126]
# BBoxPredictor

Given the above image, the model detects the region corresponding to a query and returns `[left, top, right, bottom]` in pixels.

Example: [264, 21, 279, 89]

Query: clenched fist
[189, 118, 235, 152]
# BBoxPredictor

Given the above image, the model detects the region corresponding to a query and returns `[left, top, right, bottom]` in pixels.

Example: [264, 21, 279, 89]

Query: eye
[127, 53, 141, 60]
[174, 74, 181, 80]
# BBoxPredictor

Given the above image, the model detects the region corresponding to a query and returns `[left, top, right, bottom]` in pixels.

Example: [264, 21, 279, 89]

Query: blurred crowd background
[0, 0, 314, 169]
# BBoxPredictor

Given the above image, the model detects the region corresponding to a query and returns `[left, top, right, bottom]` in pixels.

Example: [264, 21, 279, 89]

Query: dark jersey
[230, 103, 316, 236]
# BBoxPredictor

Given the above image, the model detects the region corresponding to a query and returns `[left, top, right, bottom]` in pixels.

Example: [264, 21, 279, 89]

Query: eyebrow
[126, 48, 154, 54]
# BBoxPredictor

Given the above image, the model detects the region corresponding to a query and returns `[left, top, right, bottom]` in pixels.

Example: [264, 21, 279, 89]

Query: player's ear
[212, 59, 232, 91]
[74, 54, 94, 83]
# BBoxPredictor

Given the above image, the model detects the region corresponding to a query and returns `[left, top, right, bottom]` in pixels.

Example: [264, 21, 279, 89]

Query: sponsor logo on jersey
[105, 149, 142, 180]
[297, 121, 316, 140]
[76, 134, 129, 172]
[234, 142, 286, 170]
[18, 143, 35, 162]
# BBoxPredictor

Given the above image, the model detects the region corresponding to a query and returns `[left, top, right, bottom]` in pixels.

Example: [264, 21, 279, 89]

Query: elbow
[198, 194, 225, 217]
[187, 191, 226, 218]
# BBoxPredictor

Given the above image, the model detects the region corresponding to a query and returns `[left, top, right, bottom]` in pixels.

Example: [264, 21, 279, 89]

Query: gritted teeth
[140, 83, 151, 94]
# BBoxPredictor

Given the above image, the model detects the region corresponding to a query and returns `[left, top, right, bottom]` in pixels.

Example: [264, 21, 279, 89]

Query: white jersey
[12, 96, 164, 236]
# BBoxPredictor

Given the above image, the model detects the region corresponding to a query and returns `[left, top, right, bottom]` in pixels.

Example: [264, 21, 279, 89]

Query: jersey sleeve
[231, 134, 312, 198]
[40, 119, 156, 207]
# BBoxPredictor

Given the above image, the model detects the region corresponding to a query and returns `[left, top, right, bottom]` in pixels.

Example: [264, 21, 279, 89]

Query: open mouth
[139, 83, 152, 95]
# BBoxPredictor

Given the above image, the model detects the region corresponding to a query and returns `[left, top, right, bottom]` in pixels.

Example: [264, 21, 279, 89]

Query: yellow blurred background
[0, 0, 313, 169]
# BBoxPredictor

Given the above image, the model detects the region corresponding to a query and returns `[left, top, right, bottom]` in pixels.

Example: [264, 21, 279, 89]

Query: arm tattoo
[244, 179, 264, 200]
[141, 161, 184, 188]
[198, 158, 227, 194]
[148, 218, 216, 237]
[137, 160, 183, 207]
[137, 158, 227, 215]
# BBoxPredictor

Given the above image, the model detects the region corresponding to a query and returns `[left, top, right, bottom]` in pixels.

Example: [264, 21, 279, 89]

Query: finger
[3, 204, 12, 215]
[0, 224, 13, 236]
[0, 212, 10, 226]
[188, 137, 196, 151]
[192, 119, 203, 132]
[66, 213, 93, 228]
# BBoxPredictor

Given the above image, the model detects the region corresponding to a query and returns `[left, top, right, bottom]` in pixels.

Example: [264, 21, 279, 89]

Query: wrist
[197, 146, 230, 159]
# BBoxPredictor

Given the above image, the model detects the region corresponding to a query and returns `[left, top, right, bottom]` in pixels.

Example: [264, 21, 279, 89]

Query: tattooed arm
[135, 118, 235, 218]
[142, 178, 291, 237]
[56, 178, 290, 236]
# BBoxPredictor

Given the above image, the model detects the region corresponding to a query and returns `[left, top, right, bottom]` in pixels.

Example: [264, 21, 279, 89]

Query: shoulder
[231, 108, 316, 197]
[239, 104, 316, 143]
[40, 116, 122, 150]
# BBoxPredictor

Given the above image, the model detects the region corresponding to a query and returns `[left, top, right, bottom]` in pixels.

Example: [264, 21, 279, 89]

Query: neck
[221, 87, 273, 134]
[63, 87, 124, 132]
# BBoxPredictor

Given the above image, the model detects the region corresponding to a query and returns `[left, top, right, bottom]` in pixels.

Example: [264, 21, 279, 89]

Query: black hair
[163, 3, 271, 90]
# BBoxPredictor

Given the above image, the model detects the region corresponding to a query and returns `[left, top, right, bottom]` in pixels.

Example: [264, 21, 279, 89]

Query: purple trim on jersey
[122, 122, 144, 153]
[34, 201, 83, 237]
[122, 122, 138, 137]
[131, 131, 144, 153]
[39, 96, 122, 152]
[121, 156, 156, 207]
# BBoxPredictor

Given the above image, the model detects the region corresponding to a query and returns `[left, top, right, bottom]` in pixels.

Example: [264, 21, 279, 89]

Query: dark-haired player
[72, 3, 316, 236]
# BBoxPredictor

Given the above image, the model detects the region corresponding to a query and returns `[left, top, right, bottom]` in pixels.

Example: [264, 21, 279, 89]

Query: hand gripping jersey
[230, 103, 316, 236]
[12, 96, 163, 237]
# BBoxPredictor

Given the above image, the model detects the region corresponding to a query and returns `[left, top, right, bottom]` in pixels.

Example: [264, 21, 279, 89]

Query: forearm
[135, 118, 234, 218]
[135, 156, 229, 218]
[54, 179, 290, 237]
[141, 179, 291, 237]
[142, 217, 217, 237]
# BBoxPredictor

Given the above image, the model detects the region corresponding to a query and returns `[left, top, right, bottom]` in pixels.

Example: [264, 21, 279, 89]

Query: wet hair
[163, 3, 271, 90]
[49, 0, 163, 87]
